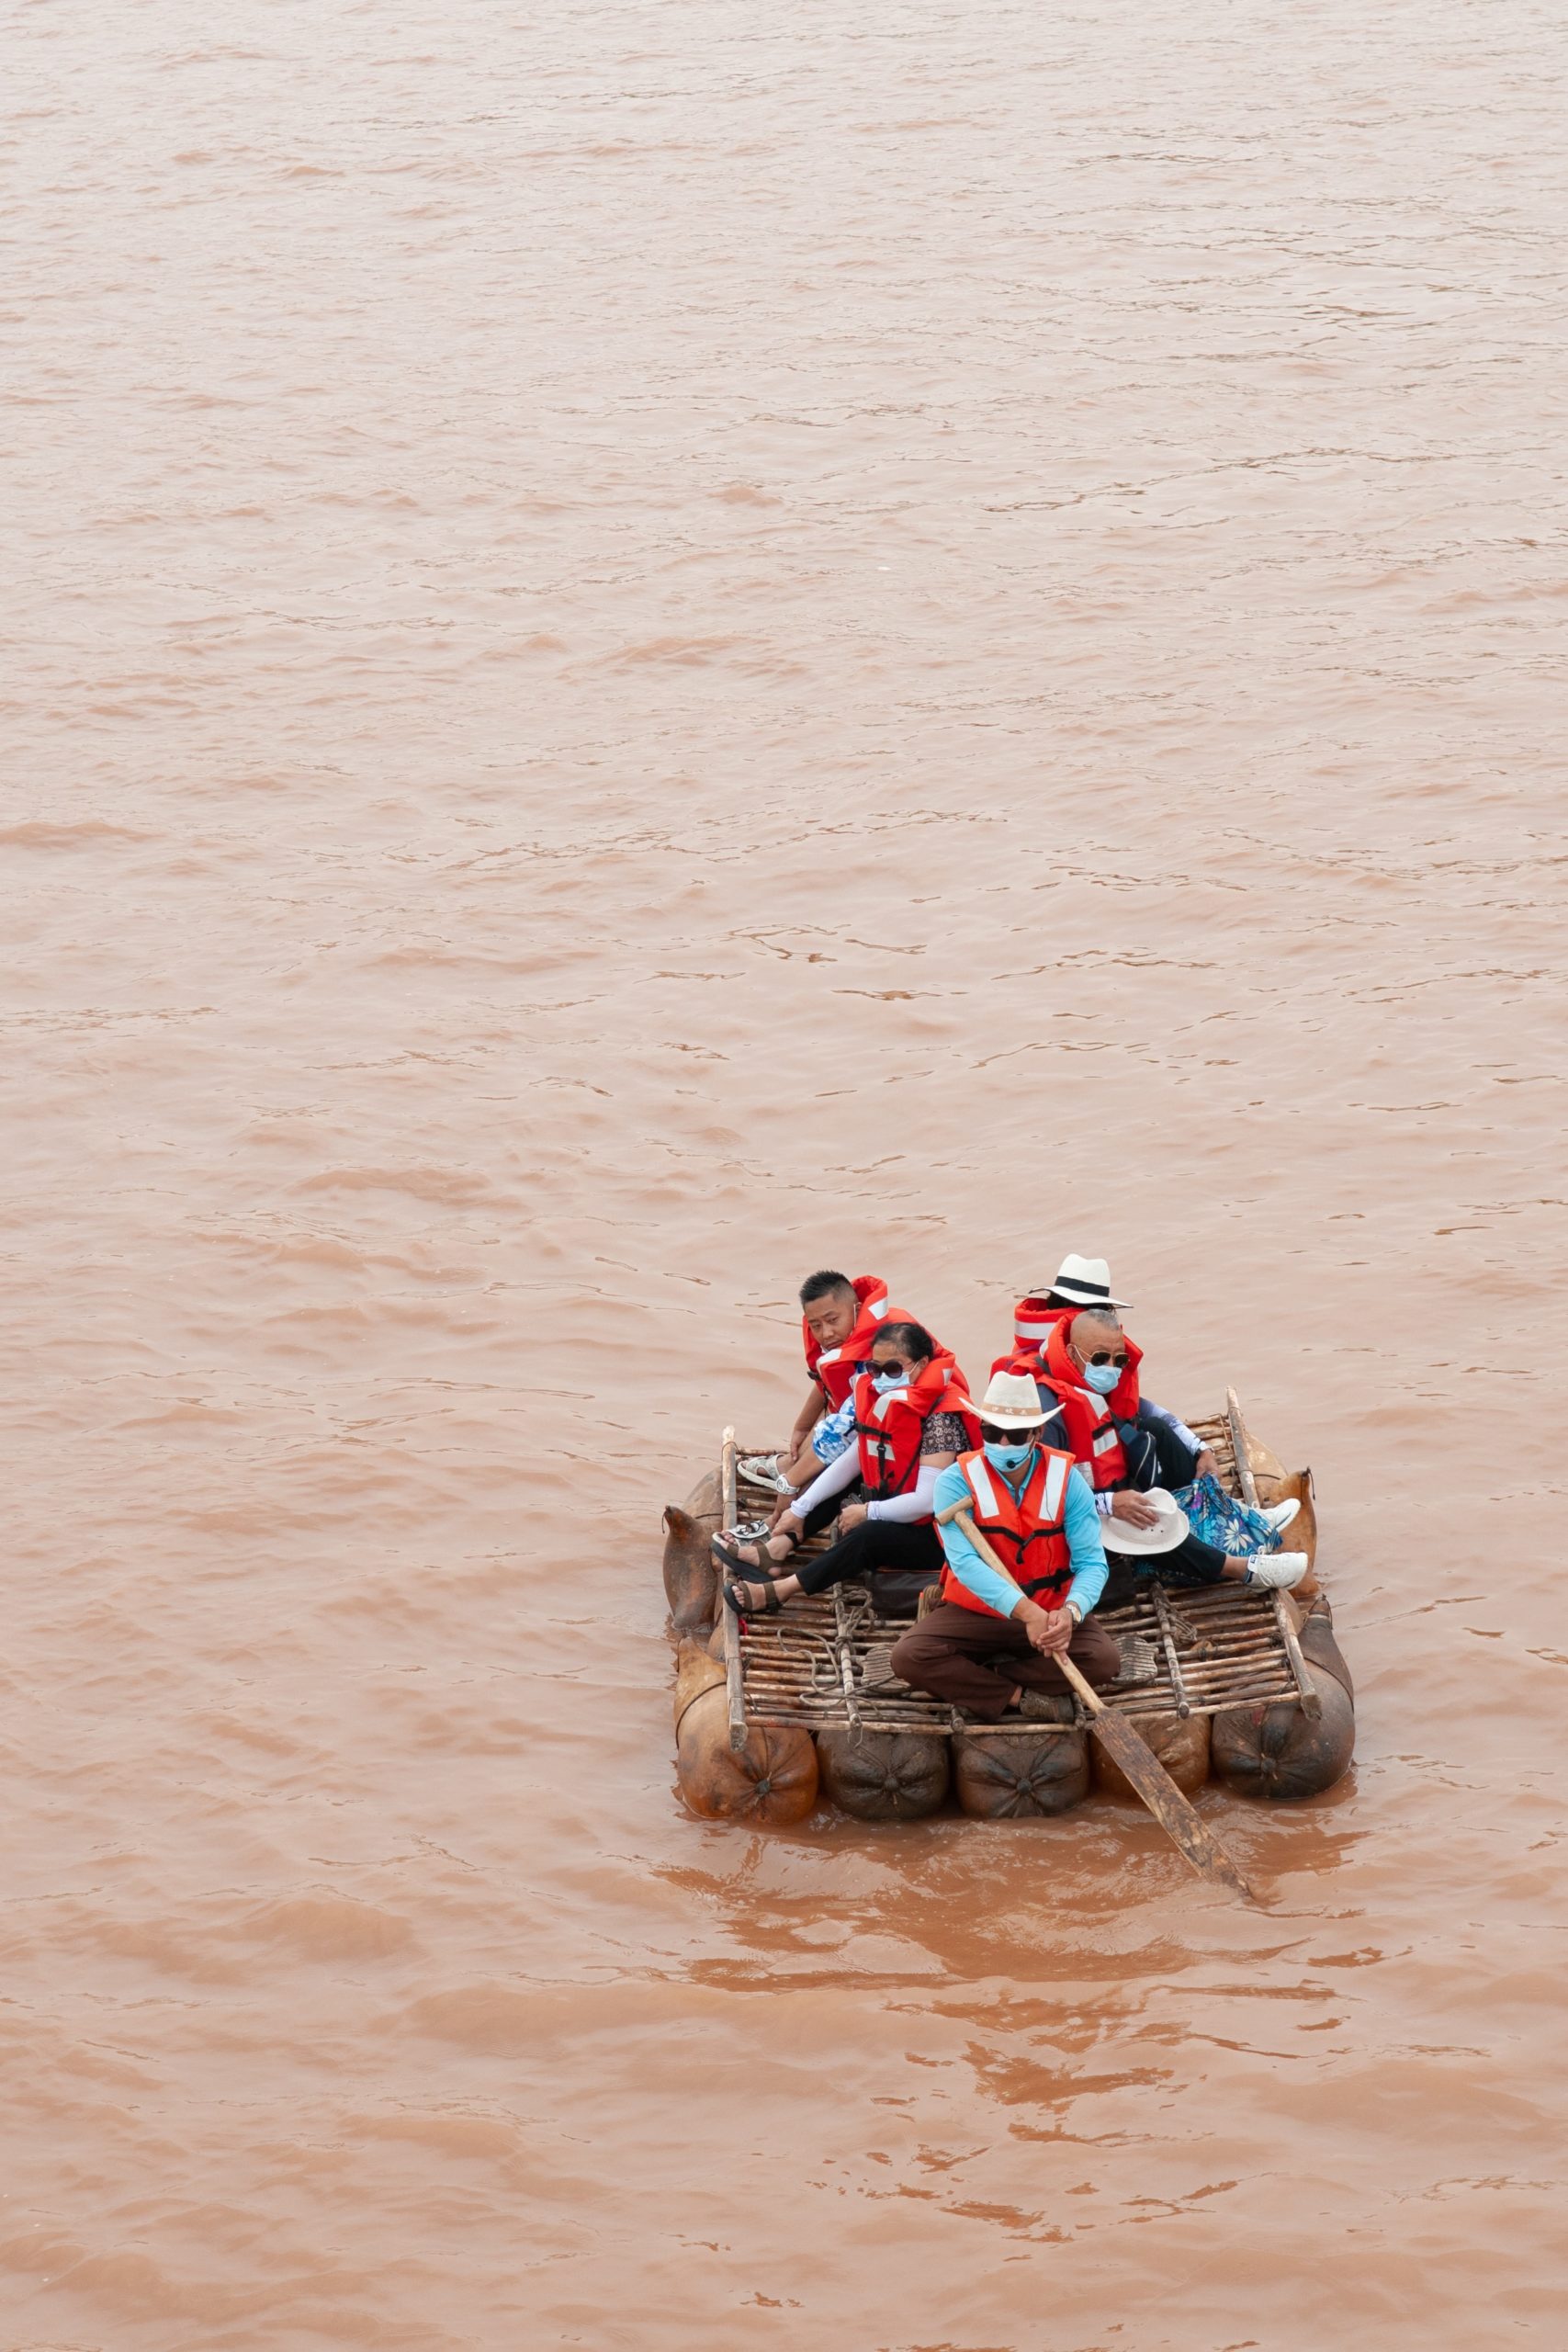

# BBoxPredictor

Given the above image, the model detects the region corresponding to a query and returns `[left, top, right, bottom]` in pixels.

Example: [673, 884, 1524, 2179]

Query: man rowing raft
[887, 1372, 1121, 1719]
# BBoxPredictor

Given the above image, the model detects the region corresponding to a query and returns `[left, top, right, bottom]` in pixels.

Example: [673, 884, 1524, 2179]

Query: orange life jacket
[850, 1353, 981, 1515]
[940, 1445, 1077, 1619]
[1037, 1316, 1144, 1490]
[804, 1275, 919, 1411]
[989, 1293, 1072, 1379]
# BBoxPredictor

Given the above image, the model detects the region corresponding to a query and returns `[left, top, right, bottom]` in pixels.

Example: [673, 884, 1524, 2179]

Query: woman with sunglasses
[715, 1321, 979, 1615]
[1038, 1309, 1305, 1591]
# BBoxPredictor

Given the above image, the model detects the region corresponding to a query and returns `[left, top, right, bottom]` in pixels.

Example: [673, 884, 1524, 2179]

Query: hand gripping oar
[938, 1502, 1258, 1902]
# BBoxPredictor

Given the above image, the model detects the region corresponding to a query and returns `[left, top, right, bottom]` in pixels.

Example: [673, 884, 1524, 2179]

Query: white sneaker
[1258, 1498, 1301, 1536]
[1245, 1550, 1307, 1590]
[739, 1454, 795, 1495]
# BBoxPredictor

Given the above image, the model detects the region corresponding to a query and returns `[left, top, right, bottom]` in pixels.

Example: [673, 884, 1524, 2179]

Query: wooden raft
[720, 1404, 1311, 1746]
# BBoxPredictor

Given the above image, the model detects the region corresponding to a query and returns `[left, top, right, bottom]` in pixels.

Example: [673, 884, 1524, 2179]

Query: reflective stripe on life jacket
[939, 1445, 1076, 1620]
[989, 1294, 1072, 1380]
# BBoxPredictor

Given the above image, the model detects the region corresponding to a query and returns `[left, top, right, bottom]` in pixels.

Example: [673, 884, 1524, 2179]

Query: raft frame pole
[720, 1425, 750, 1751]
[832, 1586, 863, 1736]
[1150, 1586, 1193, 1719]
[1227, 1385, 1321, 1724]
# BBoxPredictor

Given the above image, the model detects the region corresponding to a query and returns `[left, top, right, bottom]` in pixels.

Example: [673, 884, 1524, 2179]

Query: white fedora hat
[975, 1370, 1049, 1430]
[1048, 1253, 1131, 1311]
[1099, 1487, 1190, 1555]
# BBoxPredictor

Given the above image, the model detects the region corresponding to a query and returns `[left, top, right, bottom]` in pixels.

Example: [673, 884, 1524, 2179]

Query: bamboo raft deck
[722, 1403, 1314, 1745]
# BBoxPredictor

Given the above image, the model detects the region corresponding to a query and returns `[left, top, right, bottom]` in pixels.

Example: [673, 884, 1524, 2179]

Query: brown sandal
[712, 1528, 798, 1575]
[723, 1576, 785, 1618]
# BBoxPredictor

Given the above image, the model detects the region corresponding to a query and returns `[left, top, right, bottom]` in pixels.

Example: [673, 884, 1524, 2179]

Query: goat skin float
[672, 1639, 818, 1825]
[1092, 1706, 1212, 1801]
[815, 1729, 949, 1821]
[1210, 1602, 1355, 1802]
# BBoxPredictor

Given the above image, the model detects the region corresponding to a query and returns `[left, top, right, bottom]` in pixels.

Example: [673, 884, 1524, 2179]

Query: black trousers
[793, 1513, 943, 1601]
[1104, 1412, 1230, 1600]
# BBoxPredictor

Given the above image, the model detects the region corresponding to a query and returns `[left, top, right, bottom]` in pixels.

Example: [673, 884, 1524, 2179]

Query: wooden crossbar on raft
[728, 1406, 1303, 1740]
[720, 1426, 748, 1751]
[1228, 1385, 1321, 1723]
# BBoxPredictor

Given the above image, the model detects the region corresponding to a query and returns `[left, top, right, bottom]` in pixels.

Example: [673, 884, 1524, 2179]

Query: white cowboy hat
[1099, 1487, 1190, 1555]
[1047, 1253, 1132, 1311]
[975, 1369, 1049, 1430]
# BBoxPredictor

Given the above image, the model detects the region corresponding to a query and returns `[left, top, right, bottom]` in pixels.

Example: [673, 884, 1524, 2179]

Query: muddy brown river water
[5, 2, 1567, 2345]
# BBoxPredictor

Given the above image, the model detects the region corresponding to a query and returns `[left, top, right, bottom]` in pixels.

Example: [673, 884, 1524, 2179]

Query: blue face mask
[984, 1440, 1035, 1472]
[873, 1367, 910, 1395]
[1082, 1361, 1122, 1396]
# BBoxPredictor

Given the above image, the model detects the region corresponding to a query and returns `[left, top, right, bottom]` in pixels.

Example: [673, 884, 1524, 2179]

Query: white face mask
[1081, 1360, 1122, 1396]
[873, 1366, 910, 1395]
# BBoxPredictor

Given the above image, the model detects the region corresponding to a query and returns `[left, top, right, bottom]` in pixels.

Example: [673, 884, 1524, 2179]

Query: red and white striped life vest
[990, 1293, 1073, 1379]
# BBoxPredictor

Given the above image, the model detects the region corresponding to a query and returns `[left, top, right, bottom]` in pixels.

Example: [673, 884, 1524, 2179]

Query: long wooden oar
[938, 1502, 1258, 1902]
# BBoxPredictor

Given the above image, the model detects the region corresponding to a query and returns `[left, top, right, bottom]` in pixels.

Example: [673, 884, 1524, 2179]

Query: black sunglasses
[981, 1422, 1039, 1444]
[869, 1359, 911, 1379]
[1080, 1349, 1128, 1369]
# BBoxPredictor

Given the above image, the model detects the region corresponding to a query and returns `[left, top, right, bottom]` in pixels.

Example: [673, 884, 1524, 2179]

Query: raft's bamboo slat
[1149, 1665, 1286, 1691]
[1145, 1636, 1290, 1669]
[1116, 1683, 1286, 1710]
[1136, 1672, 1287, 1699]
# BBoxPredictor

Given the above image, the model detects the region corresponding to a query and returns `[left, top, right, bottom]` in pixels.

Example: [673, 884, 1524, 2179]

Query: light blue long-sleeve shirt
[933, 1453, 1109, 1618]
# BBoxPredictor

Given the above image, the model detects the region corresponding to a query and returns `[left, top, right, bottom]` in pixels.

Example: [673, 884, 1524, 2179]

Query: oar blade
[1088, 1713, 1258, 1902]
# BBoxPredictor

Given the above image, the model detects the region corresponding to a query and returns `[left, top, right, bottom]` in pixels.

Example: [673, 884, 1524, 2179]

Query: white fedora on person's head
[976, 1370, 1049, 1430]
[1047, 1253, 1131, 1311]
[1099, 1487, 1190, 1555]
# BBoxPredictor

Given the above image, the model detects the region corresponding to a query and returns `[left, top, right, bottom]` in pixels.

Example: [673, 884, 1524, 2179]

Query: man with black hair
[739, 1268, 918, 1498]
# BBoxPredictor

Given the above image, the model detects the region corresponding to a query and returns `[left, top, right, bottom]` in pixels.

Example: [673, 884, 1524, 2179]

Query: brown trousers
[889, 1601, 1121, 1723]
